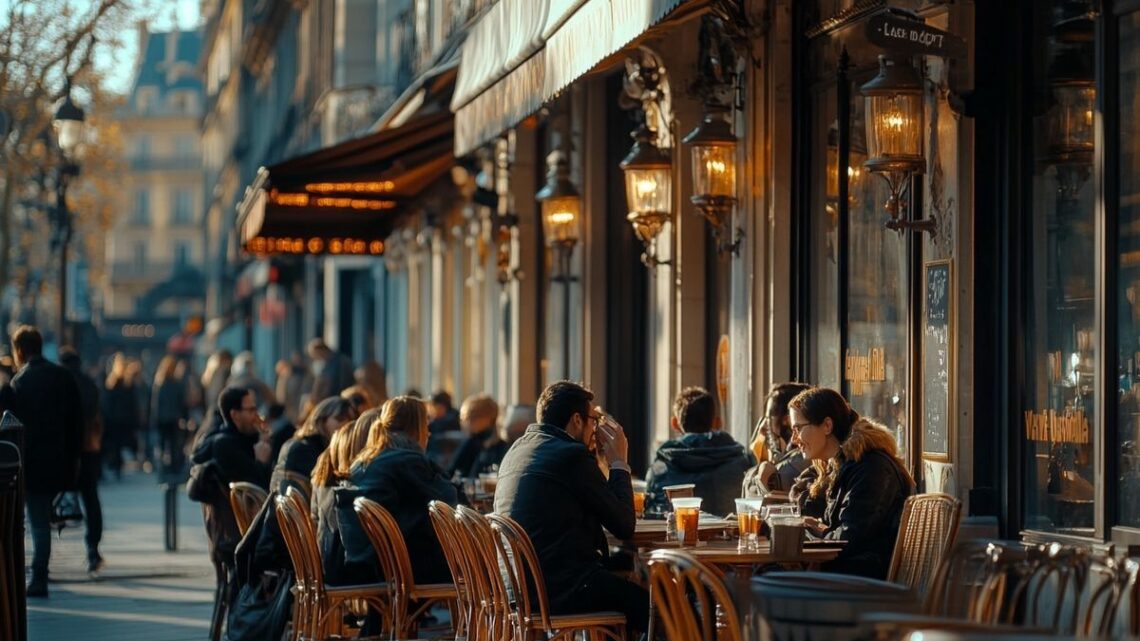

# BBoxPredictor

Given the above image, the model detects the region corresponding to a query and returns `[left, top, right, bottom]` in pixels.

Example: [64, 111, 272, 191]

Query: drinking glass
[734, 498, 763, 551]
[633, 491, 646, 519]
[671, 497, 703, 546]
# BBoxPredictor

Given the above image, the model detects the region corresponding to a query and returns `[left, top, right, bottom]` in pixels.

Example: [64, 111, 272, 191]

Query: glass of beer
[735, 498, 763, 551]
[633, 491, 646, 519]
[671, 497, 703, 546]
[479, 472, 498, 494]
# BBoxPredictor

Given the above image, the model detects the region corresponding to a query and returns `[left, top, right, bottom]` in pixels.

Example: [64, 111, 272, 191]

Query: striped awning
[451, 0, 704, 156]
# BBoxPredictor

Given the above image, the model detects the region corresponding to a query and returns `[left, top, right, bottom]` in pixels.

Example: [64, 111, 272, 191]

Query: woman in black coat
[337, 396, 463, 585]
[791, 387, 915, 580]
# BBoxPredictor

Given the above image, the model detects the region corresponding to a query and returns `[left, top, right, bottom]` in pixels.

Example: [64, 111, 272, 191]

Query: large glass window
[1116, 9, 1140, 529]
[1022, 0, 1098, 536]
[845, 91, 910, 454]
[809, 83, 841, 389]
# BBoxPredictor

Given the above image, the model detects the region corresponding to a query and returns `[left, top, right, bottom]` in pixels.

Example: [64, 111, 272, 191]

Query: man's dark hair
[218, 386, 253, 423]
[766, 382, 812, 417]
[536, 381, 594, 431]
[11, 325, 43, 358]
[672, 386, 717, 433]
[59, 347, 81, 369]
[430, 390, 452, 408]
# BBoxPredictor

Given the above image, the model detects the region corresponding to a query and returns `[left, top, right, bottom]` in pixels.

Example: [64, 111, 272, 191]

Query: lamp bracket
[621, 46, 674, 148]
[886, 214, 938, 236]
[689, 4, 758, 110]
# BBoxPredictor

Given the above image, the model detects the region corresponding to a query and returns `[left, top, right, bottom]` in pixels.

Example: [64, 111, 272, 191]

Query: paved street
[25, 470, 216, 641]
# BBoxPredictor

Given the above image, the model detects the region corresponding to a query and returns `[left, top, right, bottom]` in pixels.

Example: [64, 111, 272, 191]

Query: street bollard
[0, 410, 27, 641]
[162, 482, 178, 551]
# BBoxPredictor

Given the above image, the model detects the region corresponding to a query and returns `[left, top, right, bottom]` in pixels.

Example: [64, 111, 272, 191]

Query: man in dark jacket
[494, 381, 647, 633]
[446, 393, 499, 479]
[645, 386, 754, 517]
[306, 338, 354, 402]
[0, 326, 83, 596]
[60, 348, 105, 574]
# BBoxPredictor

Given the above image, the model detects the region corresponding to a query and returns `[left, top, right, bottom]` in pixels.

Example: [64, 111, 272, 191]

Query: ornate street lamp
[51, 78, 86, 348]
[861, 56, 932, 234]
[621, 123, 672, 268]
[684, 103, 741, 254]
[536, 149, 582, 276]
[825, 124, 867, 220]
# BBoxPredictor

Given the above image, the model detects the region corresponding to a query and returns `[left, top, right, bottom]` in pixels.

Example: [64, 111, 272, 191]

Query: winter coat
[818, 418, 916, 579]
[446, 428, 495, 479]
[0, 356, 83, 493]
[742, 446, 811, 498]
[788, 463, 828, 519]
[103, 381, 140, 436]
[153, 377, 187, 426]
[337, 444, 461, 585]
[644, 431, 755, 517]
[269, 432, 327, 495]
[494, 423, 635, 607]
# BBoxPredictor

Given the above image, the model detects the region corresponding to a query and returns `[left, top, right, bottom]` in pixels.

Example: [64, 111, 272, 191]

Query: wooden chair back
[647, 549, 742, 641]
[228, 482, 267, 536]
[487, 513, 552, 631]
[1109, 558, 1140, 639]
[888, 493, 963, 597]
[455, 505, 512, 641]
[275, 489, 322, 641]
[352, 497, 410, 626]
[282, 470, 312, 505]
[923, 540, 1028, 622]
[428, 501, 472, 640]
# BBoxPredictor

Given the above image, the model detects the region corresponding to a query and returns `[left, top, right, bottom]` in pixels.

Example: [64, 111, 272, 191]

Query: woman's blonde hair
[155, 355, 179, 386]
[296, 396, 355, 440]
[312, 408, 379, 487]
[105, 353, 129, 388]
[353, 396, 428, 467]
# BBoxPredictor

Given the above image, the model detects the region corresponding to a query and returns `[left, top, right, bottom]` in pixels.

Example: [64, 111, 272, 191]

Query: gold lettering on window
[1023, 409, 1091, 445]
[844, 347, 886, 396]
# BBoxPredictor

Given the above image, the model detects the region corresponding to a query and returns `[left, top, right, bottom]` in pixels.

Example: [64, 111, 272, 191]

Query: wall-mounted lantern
[535, 149, 581, 278]
[861, 55, 933, 234]
[684, 103, 741, 254]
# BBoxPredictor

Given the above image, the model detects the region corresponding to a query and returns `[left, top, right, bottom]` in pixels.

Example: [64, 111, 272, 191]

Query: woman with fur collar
[790, 387, 915, 579]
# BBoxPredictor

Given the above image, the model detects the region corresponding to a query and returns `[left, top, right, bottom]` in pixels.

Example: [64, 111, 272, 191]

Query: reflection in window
[810, 85, 840, 389]
[1117, 10, 1140, 528]
[1023, 0, 1097, 536]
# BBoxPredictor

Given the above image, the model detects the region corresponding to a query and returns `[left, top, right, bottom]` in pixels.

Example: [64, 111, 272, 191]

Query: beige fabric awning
[452, 0, 701, 156]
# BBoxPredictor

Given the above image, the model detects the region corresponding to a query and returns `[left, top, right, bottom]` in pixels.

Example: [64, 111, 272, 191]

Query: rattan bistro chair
[486, 512, 627, 641]
[275, 490, 389, 641]
[647, 549, 741, 641]
[229, 482, 268, 536]
[428, 501, 475, 641]
[887, 493, 963, 598]
[353, 497, 457, 639]
[454, 506, 515, 641]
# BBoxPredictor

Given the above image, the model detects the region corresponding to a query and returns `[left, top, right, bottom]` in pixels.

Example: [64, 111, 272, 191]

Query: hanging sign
[866, 14, 968, 59]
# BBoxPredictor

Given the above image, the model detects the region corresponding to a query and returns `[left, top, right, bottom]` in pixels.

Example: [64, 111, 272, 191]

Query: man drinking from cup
[494, 381, 648, 635]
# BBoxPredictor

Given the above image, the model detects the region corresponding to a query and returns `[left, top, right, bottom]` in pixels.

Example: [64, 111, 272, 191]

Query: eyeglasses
[790, 422, 814, 433]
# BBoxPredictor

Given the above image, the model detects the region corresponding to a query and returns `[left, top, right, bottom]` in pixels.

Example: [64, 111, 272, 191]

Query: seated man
[742, 382, 812, 498]
[645, 386, 754, 517]
[494, 381, 646, 634]
[446, 393, 499, 479]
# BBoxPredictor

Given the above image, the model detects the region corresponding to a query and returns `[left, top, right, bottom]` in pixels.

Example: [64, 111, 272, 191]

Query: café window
[1021, 0, 1098, 537]
[802, 36, 911, 457]
[1116, 7, 1140, 531]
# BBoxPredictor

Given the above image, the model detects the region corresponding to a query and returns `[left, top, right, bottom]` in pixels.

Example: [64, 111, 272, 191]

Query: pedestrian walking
[306, 338, 354, 402]
[152, 355, 189, 479]
[60, 348, 105, 574]
[102, 353, 140, 480]
[0, 326, 83, 597]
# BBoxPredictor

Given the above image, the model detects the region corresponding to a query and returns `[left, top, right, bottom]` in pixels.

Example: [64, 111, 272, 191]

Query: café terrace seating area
[227, 477, 1140, 641]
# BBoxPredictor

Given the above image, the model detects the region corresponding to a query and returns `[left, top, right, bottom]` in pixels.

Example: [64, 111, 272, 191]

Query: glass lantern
[536, 150, 582, 249]
[53, 82, 86, 159]
[683, 103, 737, 222]
[620, 124, 672, 249]
[861, 56, 925, 219]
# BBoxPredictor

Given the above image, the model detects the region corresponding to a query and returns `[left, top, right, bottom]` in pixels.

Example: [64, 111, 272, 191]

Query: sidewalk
[25, 469, 217, 641]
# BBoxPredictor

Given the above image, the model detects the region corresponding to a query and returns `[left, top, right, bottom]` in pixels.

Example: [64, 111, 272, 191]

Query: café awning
[237, 110, 454, 256]
[450, 0, 707, 156]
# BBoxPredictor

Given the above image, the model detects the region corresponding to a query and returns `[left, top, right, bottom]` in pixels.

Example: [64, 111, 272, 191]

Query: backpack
[187, 459, 225, 504]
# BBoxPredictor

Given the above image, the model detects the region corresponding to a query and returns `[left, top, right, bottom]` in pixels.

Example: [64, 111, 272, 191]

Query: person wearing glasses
[790, 387, 914, 580]
[494, 381, 647, 635]
[742, 382, 812, 498]
[191, 386, 273, 492]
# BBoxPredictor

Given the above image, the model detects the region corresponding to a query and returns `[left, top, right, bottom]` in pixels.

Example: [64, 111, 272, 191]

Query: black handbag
[223, 569, 293, 641]
[51, 491, 84, 533]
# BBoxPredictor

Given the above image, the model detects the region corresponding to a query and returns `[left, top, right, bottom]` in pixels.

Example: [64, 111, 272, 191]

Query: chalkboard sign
[922, 260, 953, 461]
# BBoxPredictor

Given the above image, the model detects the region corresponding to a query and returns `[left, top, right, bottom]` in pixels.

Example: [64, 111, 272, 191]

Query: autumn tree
[0, 0, 141, 333]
